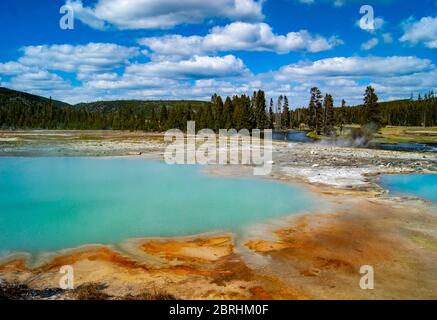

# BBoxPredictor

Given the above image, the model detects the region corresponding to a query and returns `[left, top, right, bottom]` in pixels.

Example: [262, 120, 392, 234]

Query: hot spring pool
[379, 174, 437, 202]
[0, 157, 317, 254]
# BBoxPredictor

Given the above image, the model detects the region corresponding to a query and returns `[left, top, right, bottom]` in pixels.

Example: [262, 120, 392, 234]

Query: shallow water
[271, 131, 437, 153]
[376, 142, 437, 153]
[272, 131, 314, 143]
[379, 174, 437, 202]
[0, 157, 316, 254]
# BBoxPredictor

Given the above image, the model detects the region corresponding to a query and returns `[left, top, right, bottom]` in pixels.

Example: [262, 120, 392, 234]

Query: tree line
[154, 91, 271, 132]
[288, 88, 436, 133]
[1, 87, 435, 132]
[0, 96, 153, 130]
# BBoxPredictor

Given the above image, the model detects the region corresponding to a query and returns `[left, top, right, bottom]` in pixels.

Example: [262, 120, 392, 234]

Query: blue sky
[0, 0, 436, 106]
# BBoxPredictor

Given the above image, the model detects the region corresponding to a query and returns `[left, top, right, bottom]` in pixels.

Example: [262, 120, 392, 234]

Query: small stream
[272, 130, 436, 153]
[375, 142, 437, 153]
[272, 130, 314, 143]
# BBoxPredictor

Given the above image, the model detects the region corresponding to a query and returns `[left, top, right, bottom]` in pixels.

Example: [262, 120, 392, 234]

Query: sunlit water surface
[379, 174, 437, 202]
[0, 157, 317, 254]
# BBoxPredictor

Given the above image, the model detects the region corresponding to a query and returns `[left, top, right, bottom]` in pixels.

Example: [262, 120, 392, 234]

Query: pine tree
[323, 94, 334, 136]
[211, 93, 218, 105]
[308, 87, 322, 133]
[254, 90, 267, 129]
[281, 96, 290, 129]
[269, 98, 274, 129]
[47, 97, 54, 129]
[186, 105, 193, 122]
[276, 95, 283, 129]
[315, 95, 323, 135]
[197, 106, 208, 130]
[206, 104, 215, 129]
[223, 96, 234, 129]
[160, 105, 168, 130]
[214, 95, 224, 130]
[338, 99, 347, 135]
[150, 108, 158, 131]
[363, 86, 381, 126]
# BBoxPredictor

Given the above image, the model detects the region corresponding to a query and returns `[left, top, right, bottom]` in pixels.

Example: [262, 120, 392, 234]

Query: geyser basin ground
[0, 157, 316, 254]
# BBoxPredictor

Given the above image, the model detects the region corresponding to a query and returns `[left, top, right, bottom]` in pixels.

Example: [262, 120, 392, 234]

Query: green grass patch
[306, 131, 322, 140]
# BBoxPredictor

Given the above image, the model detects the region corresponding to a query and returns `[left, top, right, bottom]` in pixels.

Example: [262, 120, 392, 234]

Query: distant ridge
[0, 87, 72, 109]
[0, 86, 419, 111]
[75, 100, 210, 113]
[0, 87, 209, 113]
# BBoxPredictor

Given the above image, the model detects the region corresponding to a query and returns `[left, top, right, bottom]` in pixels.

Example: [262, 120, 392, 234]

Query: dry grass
[70, 283, 111, 300]
[122, 290, 177, 300]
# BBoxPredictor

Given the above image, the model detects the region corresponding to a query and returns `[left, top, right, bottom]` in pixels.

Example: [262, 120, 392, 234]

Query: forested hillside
[0, 86, 435, 132]
[0, 88, 208, 130]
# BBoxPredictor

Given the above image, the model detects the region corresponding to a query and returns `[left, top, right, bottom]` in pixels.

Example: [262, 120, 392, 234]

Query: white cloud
[298, 0, 345, 7]
[1, 39, 436, 107]
[372, 17, 385, 32]
[400, 16, 437, 49]
[67, 0, 264, 30]
[18, 43, 139, 74]
[76, 72, 119, 81]
[266, 55, 437, 106]
[122, 55, 248, 79]
[82, 54, 248, 92]
[0, 62, 33, 75]
[139, 22, 343, 58]
[382, 33, 393, 43]
[361, 37, 379, 50]
[273, 56, 434, 81]
[84, 76, 180, 91]
[356, 17, 385, 34]
[79, 55, 437, 106]
[9, 70, 71, 91]
[139, 35, 204, 60]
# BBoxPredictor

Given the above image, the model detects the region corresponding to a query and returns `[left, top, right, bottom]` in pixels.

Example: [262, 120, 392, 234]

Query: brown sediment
[1, 197, 436, 300]
[244, 199, 437, 299]
[140, 236, 234, 262]
[0, 234, 305, 299]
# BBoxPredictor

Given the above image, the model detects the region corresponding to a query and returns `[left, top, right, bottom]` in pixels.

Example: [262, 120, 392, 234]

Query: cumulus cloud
[80, 55, 437, 106]
[121, 55, 247, 79]
[18, 43, 139, 74]
[264, 55, 437, 105]
[0, 62, 33, 75]
[400, 16, 437, 49]
[8, 70, 71, 91]
[1, 40, 435, 107]
[67, 0, 264, 30]
[82, 55, 248, 92]
[84, 75, 180, 91]
[382, 33, 393, 43]
[139, 22, 343, 58]
[361, 38, 379, 50]
[273, 56, 434, 81]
